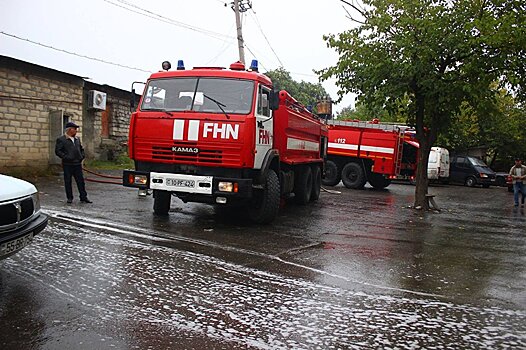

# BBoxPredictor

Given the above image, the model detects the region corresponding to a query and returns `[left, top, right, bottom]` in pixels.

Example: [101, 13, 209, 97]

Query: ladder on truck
[327, 119, 413, 132]
[394, 129, 405, 175]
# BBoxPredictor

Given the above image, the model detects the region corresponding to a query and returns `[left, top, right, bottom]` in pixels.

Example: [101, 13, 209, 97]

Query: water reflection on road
[1, 206, 525, 349]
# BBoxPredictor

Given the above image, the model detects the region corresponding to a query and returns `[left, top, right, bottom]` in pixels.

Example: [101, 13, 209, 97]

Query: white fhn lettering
[203, 123, 239, 139]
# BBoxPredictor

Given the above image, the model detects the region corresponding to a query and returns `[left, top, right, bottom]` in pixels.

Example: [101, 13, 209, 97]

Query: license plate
[0, 233, 34, 257]
[166, 178, 195, 188]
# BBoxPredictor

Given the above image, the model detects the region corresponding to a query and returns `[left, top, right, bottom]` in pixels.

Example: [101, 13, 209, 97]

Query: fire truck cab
[123, 60, 326, 223]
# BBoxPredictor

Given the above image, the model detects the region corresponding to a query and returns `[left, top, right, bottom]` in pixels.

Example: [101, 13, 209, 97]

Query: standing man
[509, 157, 526, 207]
[55, 121, 92, 204]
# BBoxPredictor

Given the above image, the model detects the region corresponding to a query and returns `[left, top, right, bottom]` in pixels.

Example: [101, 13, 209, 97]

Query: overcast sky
[1, 0, 357, 112]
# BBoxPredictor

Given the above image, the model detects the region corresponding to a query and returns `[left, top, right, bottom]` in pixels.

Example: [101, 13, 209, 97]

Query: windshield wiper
[145, 108, 173, 116]
[203, 94, 230, 119]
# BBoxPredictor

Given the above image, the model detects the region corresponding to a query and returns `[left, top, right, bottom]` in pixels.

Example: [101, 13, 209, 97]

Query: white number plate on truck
[150, 172, 213, 195]
[166, 179, 195, 188]
[0, 232, 34, 258]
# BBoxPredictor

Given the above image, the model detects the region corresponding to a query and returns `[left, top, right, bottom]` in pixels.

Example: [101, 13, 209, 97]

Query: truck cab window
[257, 86, 270, 117]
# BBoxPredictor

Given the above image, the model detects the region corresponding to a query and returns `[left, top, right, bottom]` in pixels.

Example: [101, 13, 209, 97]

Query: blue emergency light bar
[250, 59, 258, 72]
[177, 60, 185, 70]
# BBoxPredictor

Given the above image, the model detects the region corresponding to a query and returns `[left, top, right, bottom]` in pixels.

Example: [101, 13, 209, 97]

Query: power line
[0, 31, 151, 73]
[248, 9, 284, 67]
[103, 0, 236, 43]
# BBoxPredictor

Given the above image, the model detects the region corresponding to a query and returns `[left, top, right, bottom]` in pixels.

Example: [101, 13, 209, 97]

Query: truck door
[253, 85, 273, 169]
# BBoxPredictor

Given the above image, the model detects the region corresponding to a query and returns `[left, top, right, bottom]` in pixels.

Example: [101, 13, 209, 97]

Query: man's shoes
[80, 199, 93, 203]
[514, 203, 519, 207]
[67, 199, 73, 204]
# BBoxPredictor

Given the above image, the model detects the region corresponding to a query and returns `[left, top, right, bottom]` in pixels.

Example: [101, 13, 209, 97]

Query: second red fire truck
[322, 119, 418, 189]
[123, 60, 327, 223]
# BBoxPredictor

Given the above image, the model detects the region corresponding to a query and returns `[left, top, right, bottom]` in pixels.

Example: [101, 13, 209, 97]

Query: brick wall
[0, 66, 84, 172]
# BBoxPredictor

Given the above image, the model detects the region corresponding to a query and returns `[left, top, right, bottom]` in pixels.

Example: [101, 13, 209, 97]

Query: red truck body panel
[273, 90, 327, 166]
[328, 121, 408, 176]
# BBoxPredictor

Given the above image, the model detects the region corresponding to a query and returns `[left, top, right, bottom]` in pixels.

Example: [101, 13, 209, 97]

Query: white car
[0, 174, 48, 260]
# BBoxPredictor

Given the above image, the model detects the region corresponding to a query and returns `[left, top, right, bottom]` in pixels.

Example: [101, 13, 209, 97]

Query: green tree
[264, 68, 329, 109]
[318, 0, 525, 209]
[439, 89, 526, 168]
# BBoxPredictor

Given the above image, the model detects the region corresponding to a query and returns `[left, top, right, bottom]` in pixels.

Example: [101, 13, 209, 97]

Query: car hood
[475, 166, 496, 176]
[0, 174, 37, 202]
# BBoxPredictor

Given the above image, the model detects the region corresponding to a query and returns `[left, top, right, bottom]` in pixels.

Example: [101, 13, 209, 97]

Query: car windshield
[468, 157, 488, 167]
[141, 77, 254, 115]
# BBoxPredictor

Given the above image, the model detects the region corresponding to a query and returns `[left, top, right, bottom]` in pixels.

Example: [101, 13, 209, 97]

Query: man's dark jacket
[55, 135, 85, 165]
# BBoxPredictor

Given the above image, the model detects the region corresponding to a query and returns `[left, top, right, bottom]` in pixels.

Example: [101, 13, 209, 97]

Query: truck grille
[136, 141, 242, 167]
[0, 196, 34, 230]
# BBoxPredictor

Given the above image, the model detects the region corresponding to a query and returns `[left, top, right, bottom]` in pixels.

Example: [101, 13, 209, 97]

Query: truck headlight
[480, 173, 488, 178]
[129, 174, 148, 185]
[218, 182, 238, 193]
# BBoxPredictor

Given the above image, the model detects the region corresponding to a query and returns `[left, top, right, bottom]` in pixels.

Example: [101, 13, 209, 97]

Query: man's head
[515, 157, 522, 165]
[65, 121, 79, 136]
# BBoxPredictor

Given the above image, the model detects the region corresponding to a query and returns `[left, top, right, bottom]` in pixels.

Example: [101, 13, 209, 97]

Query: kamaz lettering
[172, 146, 199, 154]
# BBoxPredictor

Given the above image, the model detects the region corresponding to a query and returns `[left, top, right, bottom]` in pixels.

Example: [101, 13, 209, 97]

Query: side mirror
[131, 88, 136, 111]
[131, 81, 146, 111]
[269, 90, 279, 111]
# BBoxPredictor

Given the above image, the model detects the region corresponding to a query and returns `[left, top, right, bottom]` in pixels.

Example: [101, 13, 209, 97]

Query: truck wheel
[153, 190, 171, 216]
[322, 160, 341, 186]
[294, 166, 313, 204]
[341, 162, 366, 189]
[465, 176, 477, 187]
[368, 173, 391, 189]
[310, 165, 321, 201]
[249, 169, 280, 224]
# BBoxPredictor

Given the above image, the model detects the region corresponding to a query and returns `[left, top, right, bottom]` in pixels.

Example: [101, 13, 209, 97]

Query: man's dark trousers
[63, 164, 88, 201]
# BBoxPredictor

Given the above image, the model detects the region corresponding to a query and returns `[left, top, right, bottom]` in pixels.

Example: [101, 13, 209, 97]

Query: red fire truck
[123, 60, 327, 223]
[322, 119, 418, 189]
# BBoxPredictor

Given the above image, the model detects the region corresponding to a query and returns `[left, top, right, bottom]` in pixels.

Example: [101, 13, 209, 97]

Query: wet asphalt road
[1, 173, 525, 349]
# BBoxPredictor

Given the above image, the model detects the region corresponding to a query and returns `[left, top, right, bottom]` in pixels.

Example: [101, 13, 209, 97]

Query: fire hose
[83, 167, 122, 185]
[82, 166, 342, 193]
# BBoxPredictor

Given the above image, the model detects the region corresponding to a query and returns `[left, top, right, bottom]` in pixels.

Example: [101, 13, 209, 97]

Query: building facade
[0, 55, 136, 173]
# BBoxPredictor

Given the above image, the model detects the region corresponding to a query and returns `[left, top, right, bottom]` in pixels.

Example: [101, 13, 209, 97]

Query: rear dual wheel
[322, 160, 341, 186]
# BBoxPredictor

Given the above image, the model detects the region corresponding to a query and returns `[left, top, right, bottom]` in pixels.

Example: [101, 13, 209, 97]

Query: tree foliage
[264, 68, 329, 108]
[318, 0, 525, 208]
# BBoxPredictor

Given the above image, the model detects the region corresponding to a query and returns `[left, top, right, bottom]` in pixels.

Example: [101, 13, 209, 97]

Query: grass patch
[85, 154, 134, 170]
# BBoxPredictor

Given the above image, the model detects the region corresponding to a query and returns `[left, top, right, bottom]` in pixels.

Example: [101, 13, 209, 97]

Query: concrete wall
[0, 56, 136, 173]
[0, 64, 84, 172]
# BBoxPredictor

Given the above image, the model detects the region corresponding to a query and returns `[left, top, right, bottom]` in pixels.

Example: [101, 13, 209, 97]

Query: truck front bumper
[123, 170, 253, 200]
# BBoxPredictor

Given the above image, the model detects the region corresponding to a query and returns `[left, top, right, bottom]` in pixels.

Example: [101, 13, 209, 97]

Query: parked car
[0, 174, 48, 260]
[496, 172, 514, 192]
[449, 155, 496, 187]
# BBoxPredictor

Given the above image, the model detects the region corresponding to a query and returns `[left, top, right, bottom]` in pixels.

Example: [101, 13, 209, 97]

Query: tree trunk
[414, 137, 431, 209]
[412, 90, 438, 210]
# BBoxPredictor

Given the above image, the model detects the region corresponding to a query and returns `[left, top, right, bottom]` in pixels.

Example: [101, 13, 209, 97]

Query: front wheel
[249, 169, 280, 224]
[322, 160, 341, 186]
[465, 176, 477, 187]
[153, 190, 171, 216]
[341, 162, 366, 189]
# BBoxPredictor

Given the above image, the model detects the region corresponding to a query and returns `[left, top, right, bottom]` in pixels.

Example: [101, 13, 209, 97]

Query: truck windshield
[141, 77, 254, 115]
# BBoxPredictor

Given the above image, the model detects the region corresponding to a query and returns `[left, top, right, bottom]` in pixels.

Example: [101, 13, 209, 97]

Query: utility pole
[231, 0, 252, 65]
